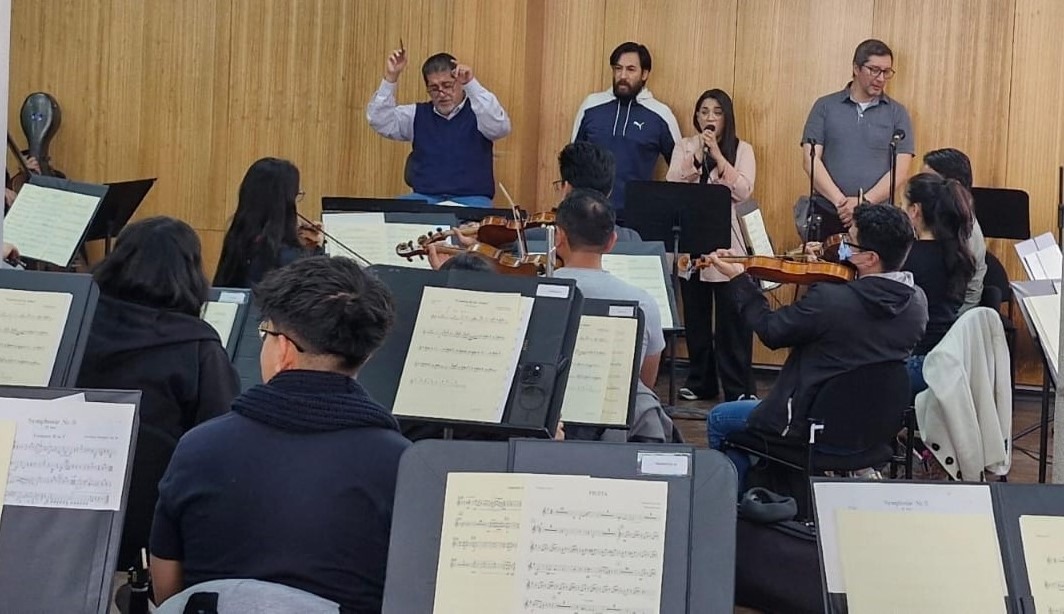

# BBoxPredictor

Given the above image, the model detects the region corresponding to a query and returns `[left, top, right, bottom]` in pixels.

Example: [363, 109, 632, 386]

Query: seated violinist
[5, 155, 41, 209]
[703, 203, 928, 487]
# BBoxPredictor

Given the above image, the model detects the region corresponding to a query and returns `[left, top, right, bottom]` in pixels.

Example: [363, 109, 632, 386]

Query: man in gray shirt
[802, 39, 914, 228]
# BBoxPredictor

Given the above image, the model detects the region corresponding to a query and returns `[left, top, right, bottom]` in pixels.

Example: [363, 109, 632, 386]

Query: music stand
[84, 178, 157, 254]
[323, 196, 515, 224]
[971, 187, 1030, 240]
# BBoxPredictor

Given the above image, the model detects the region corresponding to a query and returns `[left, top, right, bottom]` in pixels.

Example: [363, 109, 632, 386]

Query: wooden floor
[653, 370, 1054, 614]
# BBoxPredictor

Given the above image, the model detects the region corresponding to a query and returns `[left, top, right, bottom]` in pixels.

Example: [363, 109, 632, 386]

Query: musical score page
[432, 472, 667, 614]
[1020, 515, 1064, 611]
[0, 420, 15, 526]
[601, 254, 674, 328]
[739, 208, 781, 292]
[4, 183, 101, 266]
[0, 397, 135, 510]
[836, 509, 1006, 613]
[322, 212, 439, 269]
[561, 316, 638, 426]
[0, 289, 72, 386]
[393, 287, 532, 423]
[1023, 295, 1060, 376]
[201, 301, 239, 345]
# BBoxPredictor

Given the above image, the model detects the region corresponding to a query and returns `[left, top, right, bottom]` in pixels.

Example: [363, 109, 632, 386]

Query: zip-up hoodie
[726, 272, 928, 439]
[572, 87, 682, 213]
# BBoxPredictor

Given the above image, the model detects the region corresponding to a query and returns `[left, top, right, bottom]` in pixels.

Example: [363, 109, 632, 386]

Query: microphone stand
[1057, 166, 1063, 252]
[297, 212, 373, 268]
[888, 138, 899, 206]
[804, 139, 817, 244]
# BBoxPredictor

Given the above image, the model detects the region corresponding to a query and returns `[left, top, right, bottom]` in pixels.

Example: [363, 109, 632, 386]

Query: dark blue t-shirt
[151, 412, 411, 613]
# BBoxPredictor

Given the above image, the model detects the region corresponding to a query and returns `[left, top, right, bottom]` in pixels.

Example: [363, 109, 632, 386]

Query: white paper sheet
[4, 183, 101, 266]
[393, 287, 532, 423]
[560, 315, 638, 426]
[0, 289, 72, 386]
[812, 481, 997, 593]
[201, 301, 239, 346]
[601, 254, 674, 329]
[1023, 294, 1060, 377]
[0, 397, 135, 510]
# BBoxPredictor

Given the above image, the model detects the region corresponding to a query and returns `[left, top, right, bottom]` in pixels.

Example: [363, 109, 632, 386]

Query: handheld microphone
[702, 124, 715, 161]
[891, 129, 905, 144]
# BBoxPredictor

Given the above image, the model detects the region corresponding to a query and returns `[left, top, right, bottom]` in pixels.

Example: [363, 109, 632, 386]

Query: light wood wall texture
[8, 0, 1064, 385]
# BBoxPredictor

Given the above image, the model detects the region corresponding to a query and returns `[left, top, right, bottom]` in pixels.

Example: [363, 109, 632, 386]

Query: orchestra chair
[725, 361, 911, 517]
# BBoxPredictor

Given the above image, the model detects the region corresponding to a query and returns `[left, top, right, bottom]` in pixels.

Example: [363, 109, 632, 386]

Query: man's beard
[612, 78, 645, 100]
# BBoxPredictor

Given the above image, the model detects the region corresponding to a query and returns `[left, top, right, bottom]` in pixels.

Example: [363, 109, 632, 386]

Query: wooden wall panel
[535, 0, 606, 209]
[733, 0, 874, 365]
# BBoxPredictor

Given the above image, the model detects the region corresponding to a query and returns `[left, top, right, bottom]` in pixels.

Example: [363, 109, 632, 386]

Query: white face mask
[837, 241, 855, 262]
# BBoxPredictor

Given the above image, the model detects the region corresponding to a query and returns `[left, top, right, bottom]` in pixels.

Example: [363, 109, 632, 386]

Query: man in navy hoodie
[572, 42, 681, 215]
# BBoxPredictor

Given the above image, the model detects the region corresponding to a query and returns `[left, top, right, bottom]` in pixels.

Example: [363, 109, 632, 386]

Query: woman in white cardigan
[666, 89, 756, 402]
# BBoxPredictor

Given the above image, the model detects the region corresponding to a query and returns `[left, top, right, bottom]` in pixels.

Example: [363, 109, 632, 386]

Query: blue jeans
[399, 192, 494, 208]
[906, 354, 927, 399]
[707, 400, 760, 490]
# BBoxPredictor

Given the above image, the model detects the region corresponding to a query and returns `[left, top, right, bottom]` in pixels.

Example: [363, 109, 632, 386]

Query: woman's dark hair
[439, 251, 495, 273]
[255, 256, 395, 371]
[923, 148, 973, 189]
[691, 89, 739, 173]
[93, 216, 209, 316]
[214, 157, 301, 287]
[906, 173, 977, 303]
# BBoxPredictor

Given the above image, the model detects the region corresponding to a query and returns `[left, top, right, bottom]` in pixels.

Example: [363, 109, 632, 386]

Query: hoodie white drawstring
[622, 100, 632, 136]
[611, 101, 621, 136]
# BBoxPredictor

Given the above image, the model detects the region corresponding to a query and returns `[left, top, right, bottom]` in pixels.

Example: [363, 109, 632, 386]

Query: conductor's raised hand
[451, 61, 474, 85]
[707, 248, 745, 280]
[384, 48, 408, 83]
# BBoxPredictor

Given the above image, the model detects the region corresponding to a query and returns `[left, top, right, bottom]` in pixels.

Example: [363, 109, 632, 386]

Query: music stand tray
[84, 178, 157, 253]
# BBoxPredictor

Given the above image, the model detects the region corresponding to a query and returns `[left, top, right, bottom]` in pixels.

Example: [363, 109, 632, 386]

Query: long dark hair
[906, 173, 976, 303]
[93, 217, 209, 317]
[692, 88, 739, 173]
[214, 157, 301, 287]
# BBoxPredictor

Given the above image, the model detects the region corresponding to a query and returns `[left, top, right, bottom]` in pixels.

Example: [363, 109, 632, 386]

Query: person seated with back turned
[704, 204, 928, 486]
[552, 188, 672, 442]
[150, 256, 411, 612]
[77, 217, 240, 570]
[214, 157, 324, 288]
[921, 147, 987, 314]
[367, 47, 511, 207]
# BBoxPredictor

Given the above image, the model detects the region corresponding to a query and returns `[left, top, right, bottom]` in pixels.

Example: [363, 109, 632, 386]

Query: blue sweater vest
[411, 101, 495, 198]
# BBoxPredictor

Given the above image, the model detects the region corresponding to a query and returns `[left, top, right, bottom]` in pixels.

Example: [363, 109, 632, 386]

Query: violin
[416, 211, 557, 249]
[680, 253, 855, 285]
[395, 240, 557, 276]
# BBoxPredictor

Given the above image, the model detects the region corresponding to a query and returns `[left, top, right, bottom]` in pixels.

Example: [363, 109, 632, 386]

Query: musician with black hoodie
[76, 216, 240, 569]
[702, 204, 928, 486]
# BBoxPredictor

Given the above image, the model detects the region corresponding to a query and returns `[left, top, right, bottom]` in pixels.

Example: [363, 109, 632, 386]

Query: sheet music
[739, 208, 782, 292]
[601, 254, 674, 328]
[0, 397, 135, 510]
[4, 183, 101, 266]
[1020, 515, 1064, 611]
[394, 287, 532, 423]
[432, 473, 667, 614]
[0, 289, 72, 386]
[1037, 247, 1064, 280]
[1023, 295, 1060, 376]
[0, 420, 15, 526]
[561, 315, 638, 426]
[322, 212, 442, 269]
[812, 481, 997, 592]
[516, 476, 668, 614]
[201, 301, 239, 345]
[837, 509, 1006, 613]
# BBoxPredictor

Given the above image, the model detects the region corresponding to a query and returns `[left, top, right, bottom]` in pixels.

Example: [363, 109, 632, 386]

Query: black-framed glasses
[258, 323, 305, 352]
[426, 81, 457, 96]
[862, 64, 896, 80]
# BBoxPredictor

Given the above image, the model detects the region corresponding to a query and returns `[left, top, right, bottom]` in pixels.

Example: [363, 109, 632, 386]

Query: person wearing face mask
[366, 48, 512, 207]
[899, 173, 976, 396]
[702, 204, 928, 487]
[800, 39, 914, 230]
[666, 89, 757, 403]
[572, 42, 682, 216]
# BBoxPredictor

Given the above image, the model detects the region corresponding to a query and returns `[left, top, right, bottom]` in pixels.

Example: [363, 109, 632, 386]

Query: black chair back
[971, 187, 1030, 240]
[807, 361, 909, 452]
[983, 251, 1012, 305]
[120, 424, 179, 569]
[403, 152, 415, 188]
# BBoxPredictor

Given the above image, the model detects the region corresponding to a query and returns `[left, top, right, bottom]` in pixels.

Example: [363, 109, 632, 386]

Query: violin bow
[497, 182, 529, 257]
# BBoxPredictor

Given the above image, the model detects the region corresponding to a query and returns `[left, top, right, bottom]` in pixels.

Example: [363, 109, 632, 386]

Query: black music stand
[323, 196, 515, 224]
[84, 178, 156, 254]
[971, 187, 1031, 240]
